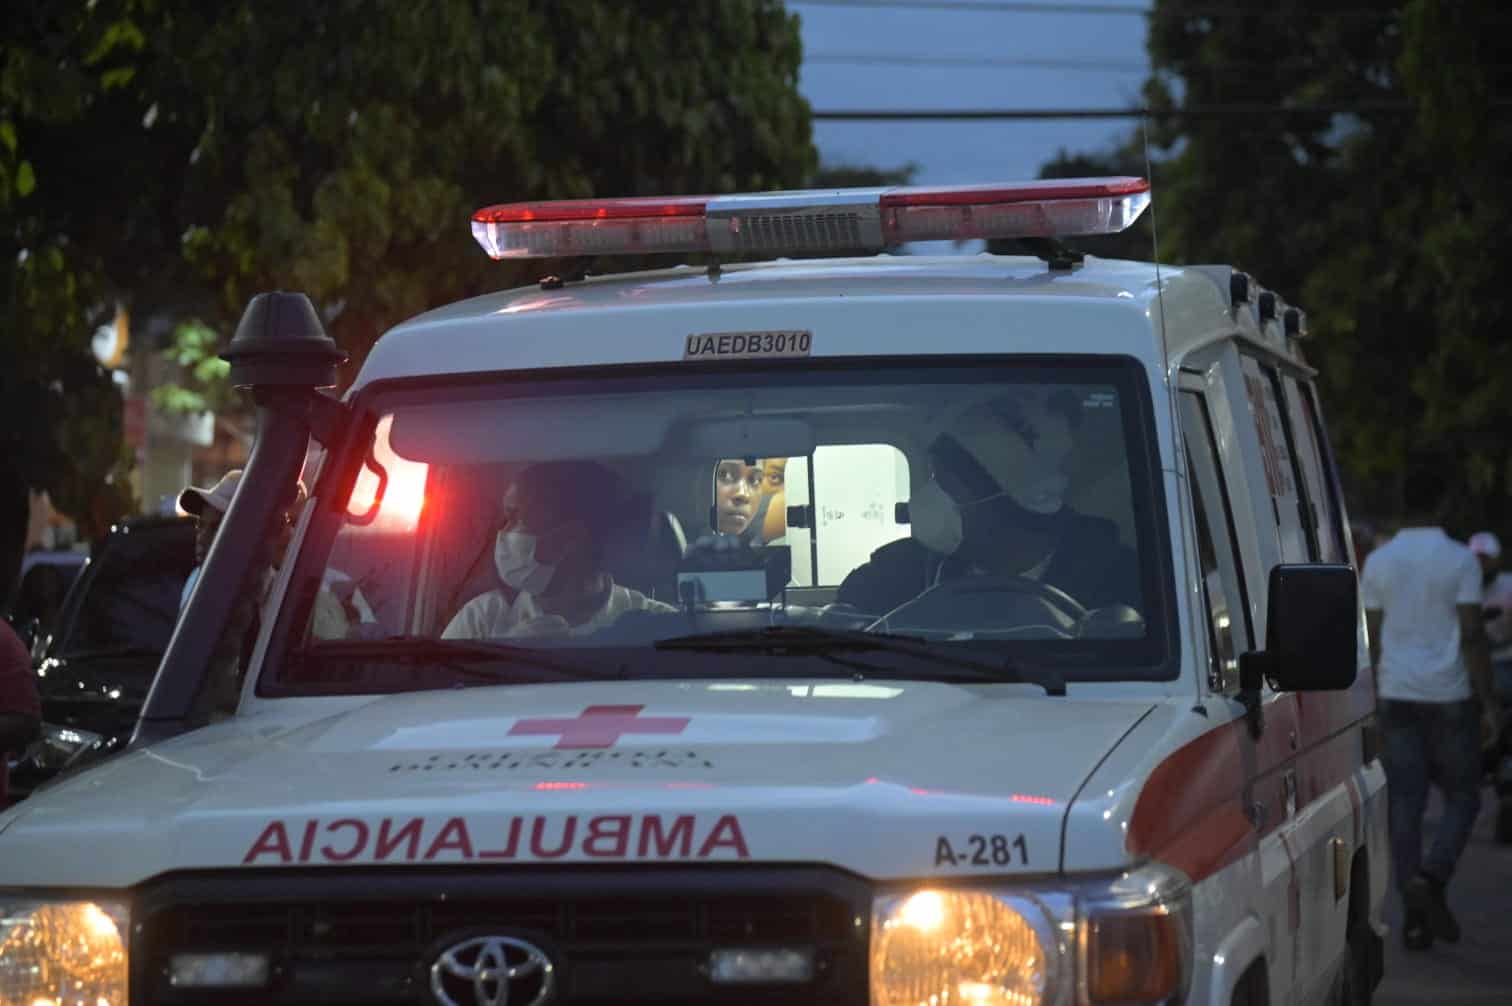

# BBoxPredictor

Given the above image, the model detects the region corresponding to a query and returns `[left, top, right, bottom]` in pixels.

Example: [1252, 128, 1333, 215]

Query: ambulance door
[1274, 372, 1368, 1002]
[1179, 383, 1295, 1002]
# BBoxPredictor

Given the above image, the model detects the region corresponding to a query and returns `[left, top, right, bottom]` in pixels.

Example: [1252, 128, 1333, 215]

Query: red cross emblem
[508, 705, 691, 749]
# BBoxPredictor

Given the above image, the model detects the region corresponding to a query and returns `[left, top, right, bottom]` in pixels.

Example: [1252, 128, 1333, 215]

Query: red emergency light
[471, 177, 1151, 260]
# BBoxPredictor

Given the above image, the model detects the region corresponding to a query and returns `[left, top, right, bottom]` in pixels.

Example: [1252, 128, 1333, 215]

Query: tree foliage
[1082, 0, 1512, 533]
[2, 0, 816, 596]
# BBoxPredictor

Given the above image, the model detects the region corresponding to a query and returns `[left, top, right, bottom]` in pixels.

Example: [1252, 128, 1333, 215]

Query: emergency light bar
[471, 177, 1150, 260]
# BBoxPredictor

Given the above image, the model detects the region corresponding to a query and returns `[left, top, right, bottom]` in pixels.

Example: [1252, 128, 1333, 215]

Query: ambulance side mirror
[1242, 564, 1359, 693]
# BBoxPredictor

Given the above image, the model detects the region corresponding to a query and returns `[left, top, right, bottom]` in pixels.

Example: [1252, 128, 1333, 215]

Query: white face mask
[1010, 471, 1069, 515]
[495, 530, 557, 595]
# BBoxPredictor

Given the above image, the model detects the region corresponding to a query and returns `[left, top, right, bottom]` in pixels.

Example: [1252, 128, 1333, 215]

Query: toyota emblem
[428, 934, 556, 1006]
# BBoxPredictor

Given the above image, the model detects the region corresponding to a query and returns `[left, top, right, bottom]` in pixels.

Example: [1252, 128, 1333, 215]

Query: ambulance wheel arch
[1203, 913, 1270, 1006]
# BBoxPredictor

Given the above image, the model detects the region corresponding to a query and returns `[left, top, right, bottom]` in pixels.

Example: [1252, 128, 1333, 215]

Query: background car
[5, 547, 89, 647]
[5, 516, 195, 803]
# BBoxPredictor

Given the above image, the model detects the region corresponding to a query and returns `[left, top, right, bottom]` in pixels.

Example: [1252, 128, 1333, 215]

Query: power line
[793, 0, 1150, 15]
[816, 107, 1150, 120]
[813, 101, 1512, 120]
[792, 0, 1414, 19]
[806, 51, 1148, 72]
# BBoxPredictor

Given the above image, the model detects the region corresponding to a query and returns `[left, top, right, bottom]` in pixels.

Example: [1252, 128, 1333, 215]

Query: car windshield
[59, 524, 196, 659]
[267, 359, 1173, 695]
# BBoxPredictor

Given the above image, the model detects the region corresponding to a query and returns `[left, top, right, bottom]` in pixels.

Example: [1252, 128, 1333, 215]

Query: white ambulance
[0, 178, 1385, 1006]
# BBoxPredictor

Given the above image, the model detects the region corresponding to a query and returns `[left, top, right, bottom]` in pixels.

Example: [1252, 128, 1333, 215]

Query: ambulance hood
[0, 680, 1156, 887]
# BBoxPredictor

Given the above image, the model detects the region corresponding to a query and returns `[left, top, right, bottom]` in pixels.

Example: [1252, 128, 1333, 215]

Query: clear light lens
[0, 900, 129, 1005]
[169, 952, 271, 988]
[471, 215, 710, 259]
[882, 191, 1152, 244]
[871, 889, 1055, 1006]
[708, 947, 813, 984]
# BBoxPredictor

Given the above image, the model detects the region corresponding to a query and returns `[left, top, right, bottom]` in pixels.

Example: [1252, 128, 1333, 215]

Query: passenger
[444, 461, 674, 638]
[713, 459, 765, 536]
[836, 389, 1139, 616]
[751, 457, 789, 545]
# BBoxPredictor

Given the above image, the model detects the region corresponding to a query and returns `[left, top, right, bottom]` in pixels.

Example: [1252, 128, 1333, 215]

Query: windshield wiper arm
[301, 636, 604, 682]
[654, 625, 1064, 695]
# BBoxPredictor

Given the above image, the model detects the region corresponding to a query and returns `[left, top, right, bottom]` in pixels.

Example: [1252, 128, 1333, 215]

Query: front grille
[133, 867, 871, 1005]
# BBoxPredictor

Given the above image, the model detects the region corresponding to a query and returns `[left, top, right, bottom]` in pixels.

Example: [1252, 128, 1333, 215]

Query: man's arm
[0, 711, 40, 752]
[1458, 604, 1497, 712]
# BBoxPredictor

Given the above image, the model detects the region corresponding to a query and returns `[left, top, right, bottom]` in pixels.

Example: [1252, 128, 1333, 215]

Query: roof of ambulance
[355, 254, 1240, 389]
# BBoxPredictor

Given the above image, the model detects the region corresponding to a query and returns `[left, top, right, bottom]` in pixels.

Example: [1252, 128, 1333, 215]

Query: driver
[443, 461, 674, 639]
[836, 387, 1140, 616]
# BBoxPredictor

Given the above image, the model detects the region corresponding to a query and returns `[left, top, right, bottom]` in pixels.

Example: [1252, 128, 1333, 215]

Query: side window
[1283, 377, 1347, 563]
[783, 445, 911, 587]
[309, 414, 429, 641]
[1239, 356, 1312, 563]
[1181, 392, 1253, 691]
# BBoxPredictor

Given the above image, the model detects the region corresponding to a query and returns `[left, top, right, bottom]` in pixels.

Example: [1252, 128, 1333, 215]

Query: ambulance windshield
[269, 359, 1174, 693]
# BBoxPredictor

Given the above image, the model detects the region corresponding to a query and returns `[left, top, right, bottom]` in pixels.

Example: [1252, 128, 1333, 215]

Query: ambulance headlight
[870, 889, 1062, 1006]
[0, 898, 129, 1004]
[868, 864, 1191, 1006]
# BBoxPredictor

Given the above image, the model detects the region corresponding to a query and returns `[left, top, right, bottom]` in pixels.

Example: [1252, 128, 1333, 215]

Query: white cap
[1469, 531, 1501, 559]
[178, 469, 243, 517]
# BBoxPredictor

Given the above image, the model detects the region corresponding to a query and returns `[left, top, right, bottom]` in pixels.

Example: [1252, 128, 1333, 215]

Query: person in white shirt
[444, 462, 673, 640]
[1361, 472, 1500, 951]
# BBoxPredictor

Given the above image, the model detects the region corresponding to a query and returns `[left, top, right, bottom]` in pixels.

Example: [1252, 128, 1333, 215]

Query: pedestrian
[1361, 471, 1502, 950]
[1469, 532, 1512, 697]
[1469, 531, 1512, 841]
[0, 618, 42, 806]
[178, 470, 331, 718]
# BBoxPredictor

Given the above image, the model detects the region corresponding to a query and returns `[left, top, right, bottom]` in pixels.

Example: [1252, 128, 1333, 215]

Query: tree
[2, 3, 145, 609]
[1046, 1, 1512, 533]
[1, 0, 817, 602]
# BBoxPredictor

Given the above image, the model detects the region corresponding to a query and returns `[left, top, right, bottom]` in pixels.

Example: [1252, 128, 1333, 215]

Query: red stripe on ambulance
[1128, 667, 1377, 884]
[242, 814, 749, 865]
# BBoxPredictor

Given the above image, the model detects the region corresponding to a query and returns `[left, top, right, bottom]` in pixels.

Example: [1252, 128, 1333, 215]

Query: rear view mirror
[1242, 564, 1358, 693]
[683, 417, 815, 460]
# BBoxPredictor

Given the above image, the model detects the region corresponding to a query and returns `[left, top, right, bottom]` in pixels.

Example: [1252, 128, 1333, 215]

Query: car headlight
[27, 724, 107, 776]
[0, 898, 129, 1005]
[870, 864, 1191, 1006]
[871, 889, 1065, 1006]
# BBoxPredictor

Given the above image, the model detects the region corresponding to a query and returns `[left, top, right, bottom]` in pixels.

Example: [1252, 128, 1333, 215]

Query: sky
[793, 0, 1155, 185]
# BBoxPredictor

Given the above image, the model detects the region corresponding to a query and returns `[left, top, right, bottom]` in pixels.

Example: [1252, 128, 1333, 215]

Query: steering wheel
[874, 574, 1089, 637]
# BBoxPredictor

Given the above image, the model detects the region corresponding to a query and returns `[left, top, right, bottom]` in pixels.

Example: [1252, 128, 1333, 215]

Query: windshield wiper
[301, 636, 606, 683]
[654, 625, 1065, 695]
